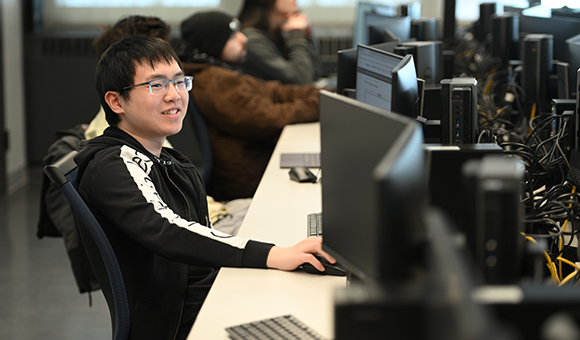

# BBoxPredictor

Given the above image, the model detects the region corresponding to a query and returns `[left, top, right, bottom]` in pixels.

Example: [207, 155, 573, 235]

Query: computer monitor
[394, 41, 443, 87]
[353, 2, 397, 47]
[356, 44, 419, 118]
[319, 90, 423, 286]
[336, 41, 402, 98]
[336, 47, 358, 97]
[367, 16, 412, 45]
[391, 53, 420, 118]
[519, 14, 580, 62]
[372, 115, 427, 283]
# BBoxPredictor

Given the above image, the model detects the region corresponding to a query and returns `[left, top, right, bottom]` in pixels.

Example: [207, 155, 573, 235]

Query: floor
[0, 168, 110, 339]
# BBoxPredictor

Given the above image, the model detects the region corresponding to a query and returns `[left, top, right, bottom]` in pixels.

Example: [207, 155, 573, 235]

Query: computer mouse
[289, 166, 318, 183]
[301, 255, 346, 276]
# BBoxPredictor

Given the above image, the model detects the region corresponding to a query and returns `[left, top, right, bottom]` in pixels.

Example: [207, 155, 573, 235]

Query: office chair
[189, 96, 215, 196]
[43, 150, 130, 340]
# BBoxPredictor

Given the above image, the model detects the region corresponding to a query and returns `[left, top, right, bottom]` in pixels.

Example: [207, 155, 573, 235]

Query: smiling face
[105, 59, 189, 156]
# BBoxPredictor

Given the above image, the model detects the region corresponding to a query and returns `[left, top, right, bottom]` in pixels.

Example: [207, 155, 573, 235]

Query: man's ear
[104, 91, 125, 114]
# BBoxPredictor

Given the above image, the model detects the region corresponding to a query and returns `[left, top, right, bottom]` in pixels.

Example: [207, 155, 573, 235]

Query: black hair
[238, 0, 275, 31]
[93, 15, 171, 58]
[95, 35, 182, 126]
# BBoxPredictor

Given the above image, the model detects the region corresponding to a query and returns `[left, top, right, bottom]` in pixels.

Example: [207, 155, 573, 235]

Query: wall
[2, 0, 26, 194]
[41, 0, 446, 29]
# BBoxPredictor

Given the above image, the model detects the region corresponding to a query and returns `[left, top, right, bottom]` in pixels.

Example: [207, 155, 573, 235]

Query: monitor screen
[356, 44, 419, 118]
[367, 16, 412, 45]
[355, 44, 403, 112]
[353, 2, 397, 47]
[337, 42, 402, 98]
[319, 90, 422, 285]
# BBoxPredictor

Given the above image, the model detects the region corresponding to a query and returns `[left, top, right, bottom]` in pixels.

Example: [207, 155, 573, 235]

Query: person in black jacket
[237, 0, 322, 85]
[76, 35, 333, 340]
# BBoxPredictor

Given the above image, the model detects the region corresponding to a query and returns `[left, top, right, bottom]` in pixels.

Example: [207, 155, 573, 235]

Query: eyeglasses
[120, 75, 193, 95]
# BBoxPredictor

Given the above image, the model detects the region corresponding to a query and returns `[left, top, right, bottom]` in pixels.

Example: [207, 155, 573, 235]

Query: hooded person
[178, 10, 320, 201]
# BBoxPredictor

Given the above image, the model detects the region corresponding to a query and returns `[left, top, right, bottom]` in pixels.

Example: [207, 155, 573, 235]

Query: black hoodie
[75, 126, 273, 339]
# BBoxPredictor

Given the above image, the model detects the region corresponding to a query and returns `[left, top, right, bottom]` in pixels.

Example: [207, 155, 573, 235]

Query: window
[297, 0, 357, 6]
[55, 0, 220, 6]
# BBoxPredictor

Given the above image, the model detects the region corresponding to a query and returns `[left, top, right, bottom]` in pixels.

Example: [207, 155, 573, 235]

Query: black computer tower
[462, 156, 524, 284]
[425, 143, 503, 243]
[440, 77, 478, 145]
[576, 69, 580, 151]
[566, 33, 580, 99]
[474, 2, 497, 43]
[491, 12, 520, 68]
[410, 18, 438, 41]
[521, 34, 554, 114]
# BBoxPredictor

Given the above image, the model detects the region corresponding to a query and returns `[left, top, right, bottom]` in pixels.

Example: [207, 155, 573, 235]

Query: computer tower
[334, 284, 426, 340]
[575, 69, 580, 152]
[491, 12, 519, 69]
[425, 143, 503, 244]
[462, 156, 524, 285]
[411, 18, 438, 41]
[394, 41, 443, 87]
[440, 77, 478, 145]
[566, 33, 580, 99]
[474, 2, 497, 43]
[521, 34, 554, 115]
[397, 2, 421, 19]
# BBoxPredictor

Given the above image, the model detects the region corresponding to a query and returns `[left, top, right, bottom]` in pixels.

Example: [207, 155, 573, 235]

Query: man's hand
[266, 236, 335, 271]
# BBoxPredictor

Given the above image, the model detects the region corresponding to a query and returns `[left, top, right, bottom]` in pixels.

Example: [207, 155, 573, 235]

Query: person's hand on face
[280, 11, 310, 33]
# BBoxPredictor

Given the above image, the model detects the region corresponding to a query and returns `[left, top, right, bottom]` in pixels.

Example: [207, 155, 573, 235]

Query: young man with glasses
[74, 35, 333, 340]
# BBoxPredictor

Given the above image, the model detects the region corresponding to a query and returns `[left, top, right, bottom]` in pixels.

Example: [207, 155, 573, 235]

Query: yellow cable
[524, 235, 559, 281]
[556, 256, 580, 270]
[524, 235, 536, 243]
[485, 78, 494, 96]
[559, 270, 578, 286]
[527, 103, 537, 137]
[558, 186, 576, 279]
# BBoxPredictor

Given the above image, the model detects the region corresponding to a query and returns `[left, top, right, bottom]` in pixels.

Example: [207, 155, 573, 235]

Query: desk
[188, 122, 346, 339]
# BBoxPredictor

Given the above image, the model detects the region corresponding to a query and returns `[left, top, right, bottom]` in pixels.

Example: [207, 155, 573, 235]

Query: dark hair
[95, 36, 182, 126]
[93, 15, 171, 58]
[238, 0, 275, 31]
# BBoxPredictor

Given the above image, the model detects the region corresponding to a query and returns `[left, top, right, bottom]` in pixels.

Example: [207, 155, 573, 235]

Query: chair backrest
[43, 151, 130, 340]
[166, 96, 214, 196]
[189, 96, 215, 195]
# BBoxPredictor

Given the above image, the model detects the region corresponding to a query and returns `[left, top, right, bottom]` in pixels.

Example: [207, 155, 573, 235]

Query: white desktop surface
[188, 122, 345, 339]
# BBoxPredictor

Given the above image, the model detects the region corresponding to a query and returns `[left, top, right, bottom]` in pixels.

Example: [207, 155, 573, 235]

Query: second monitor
[319, 90, 426, 286]
[355, 44, 420, 119]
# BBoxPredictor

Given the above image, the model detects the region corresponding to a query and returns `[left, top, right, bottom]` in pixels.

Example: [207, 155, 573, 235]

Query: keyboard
[225, 314, 329, 340]
[307, 212, 322, 237]
[280, 153, 321, 168]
